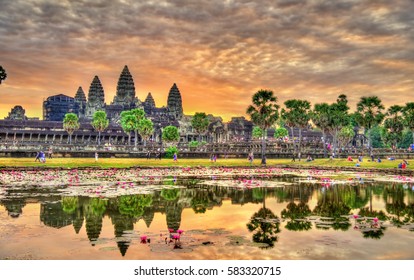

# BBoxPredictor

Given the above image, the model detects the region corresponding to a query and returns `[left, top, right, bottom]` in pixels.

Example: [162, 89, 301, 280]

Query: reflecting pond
[1, 177, 414, 260]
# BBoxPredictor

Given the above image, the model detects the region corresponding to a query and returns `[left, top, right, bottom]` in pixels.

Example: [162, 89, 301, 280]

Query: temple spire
[112, 65, 136, 106]
[167, 83, 183, 119]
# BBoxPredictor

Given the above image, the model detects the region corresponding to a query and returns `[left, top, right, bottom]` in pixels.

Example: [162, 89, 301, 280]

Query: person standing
[173, 152, 177, 162]
[95, 152, 99, 162]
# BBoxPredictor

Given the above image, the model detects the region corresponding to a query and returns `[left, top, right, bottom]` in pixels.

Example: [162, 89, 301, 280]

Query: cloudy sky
[1, 0, 413, 121]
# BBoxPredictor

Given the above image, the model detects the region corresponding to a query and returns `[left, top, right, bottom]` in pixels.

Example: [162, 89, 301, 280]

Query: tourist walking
[173, 152, 178, 162]
[35, 151, 40, 162]
[48, 147, 53, 159]
[248, 152, 254, 165]
[95, 152, 99, 162]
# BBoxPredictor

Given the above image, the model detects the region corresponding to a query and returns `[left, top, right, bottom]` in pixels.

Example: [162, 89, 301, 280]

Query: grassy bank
[0, 157, 411, 170]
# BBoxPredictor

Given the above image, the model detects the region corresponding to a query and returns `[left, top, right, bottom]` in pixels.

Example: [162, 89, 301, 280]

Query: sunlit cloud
[1, 0, 414, 120]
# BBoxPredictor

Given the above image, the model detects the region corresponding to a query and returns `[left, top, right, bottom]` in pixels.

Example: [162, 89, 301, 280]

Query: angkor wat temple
[1, 65, 254, 144]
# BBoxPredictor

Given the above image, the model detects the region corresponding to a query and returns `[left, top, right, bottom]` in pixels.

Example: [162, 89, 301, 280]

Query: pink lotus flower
[353, 214, 359, 219]
[172, 234, 180, 240]
[177, 229, 184, 234]
[373, 217, 379, 223]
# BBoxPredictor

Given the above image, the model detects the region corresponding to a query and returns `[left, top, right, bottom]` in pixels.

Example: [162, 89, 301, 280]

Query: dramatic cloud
[1, 0, 414, 120]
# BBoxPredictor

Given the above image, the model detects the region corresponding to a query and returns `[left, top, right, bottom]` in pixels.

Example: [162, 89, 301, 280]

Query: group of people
[35, 148, 53, 163]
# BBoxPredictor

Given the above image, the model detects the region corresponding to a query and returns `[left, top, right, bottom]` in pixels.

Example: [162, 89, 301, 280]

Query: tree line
[246, 89, 414, 164]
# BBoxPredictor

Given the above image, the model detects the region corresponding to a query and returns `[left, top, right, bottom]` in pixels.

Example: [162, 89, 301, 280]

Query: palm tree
[281, 99, 311, 160]
[402, 102, 414, 144]
[91, 110, 109, 145]
[0, 65, 7, 84]
[327, 95, 350, 154]
[120, 111, 136, 145]
[354, 96, 385, 150]
[63, 113, 80, 144]
[383, 105, 404, 149]
[191, 112, 210, 142]
[130, 108, 145, 147]
[312, 103, 331, 157]
[246, 89, 279, 165]
[137, 117, 154, 146]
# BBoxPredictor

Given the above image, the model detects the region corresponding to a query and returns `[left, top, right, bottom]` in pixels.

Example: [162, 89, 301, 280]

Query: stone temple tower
[112, 65, 137, 106]
[74, 86, 86, 117]
[85, 76, 105, 119]
[167, 83, 183, 119]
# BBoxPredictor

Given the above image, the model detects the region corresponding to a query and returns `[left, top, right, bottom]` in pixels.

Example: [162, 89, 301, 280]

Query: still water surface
[1, 178, 414, 260]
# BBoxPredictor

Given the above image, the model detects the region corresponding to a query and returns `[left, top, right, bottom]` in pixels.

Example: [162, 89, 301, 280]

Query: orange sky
[1, 0, 414, 121]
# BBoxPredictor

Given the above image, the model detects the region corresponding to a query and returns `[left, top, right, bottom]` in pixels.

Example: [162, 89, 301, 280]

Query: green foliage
[118, 194, 153, 217]
[403, 102, 414, 133]
[137, 117, 154, 142]
[165, 146, 178, 158]
[189, 141, 199, 148]
[92, 110, 109, 145]
[369, 125, 386, 148]
[92, 110, 109, 132]
[63, 113, 80, 144]
[354, 96, 385, 132]
[162, 125, 180, 144]
[383, 105, 404, 147]
[274, 127, 288, 139]
[252, 126, 264, 139]
[88, 197, 108, 217]
[246, 89, 280, 130]
[281, 99, 311, 130]
[398, 129, 413, 149]
[0, 65, 7, 84]
[62, 196, 78, 214]
[337, 125, 355, 148]
[191, 112, 210, 141]
[160, 188, 180, 201]
[120, 111, 136, 133]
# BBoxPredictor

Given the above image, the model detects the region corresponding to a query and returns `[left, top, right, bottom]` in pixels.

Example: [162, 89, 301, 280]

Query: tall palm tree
[327, 95, 350, 154]
[354, 96, 385, 150]
[63, 113, 80, 144]
[281, 99, 311, 160]
[246, 89, 279, 165]
[120, 111, 135, 145]
[137, 117, 154, 146]
[383, 105, 404, 149]
[402, 102, 414, 144]
[91, 110, 109, 145]
[130, 108, 145, 147]
[312, 103, 331, 158]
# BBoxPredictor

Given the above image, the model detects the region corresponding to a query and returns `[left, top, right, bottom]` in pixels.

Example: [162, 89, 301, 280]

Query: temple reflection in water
[1, 181, 414, 257]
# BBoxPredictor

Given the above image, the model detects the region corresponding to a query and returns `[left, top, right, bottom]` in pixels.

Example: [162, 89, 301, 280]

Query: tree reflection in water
[246, 187, 281, 249]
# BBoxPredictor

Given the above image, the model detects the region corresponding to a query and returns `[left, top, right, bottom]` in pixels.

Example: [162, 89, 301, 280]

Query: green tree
[327, 95, 350, 154]
[91, 110, 109, 145]
[191, 112, 210, 142]
[162, 125, 180, 146]
[370, 125, 386, 148]
[63, 113, 80, 144]
[383, 105, 404, 149]
[120, 110, 136, 145]
[354, 96, 385, 150]
[252, 126, 264, 139]
[0, 65, 7, 84]
[130, 108, 145, 147]
[246, 89, 280, 165]
[402, 102, 414, 144]
[281, 99, 311, 160]
[312, 103, 331, 158]
[137, 117, 154, 146]
[337, 125, 355, 150]
[274, 127, 288, 139]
